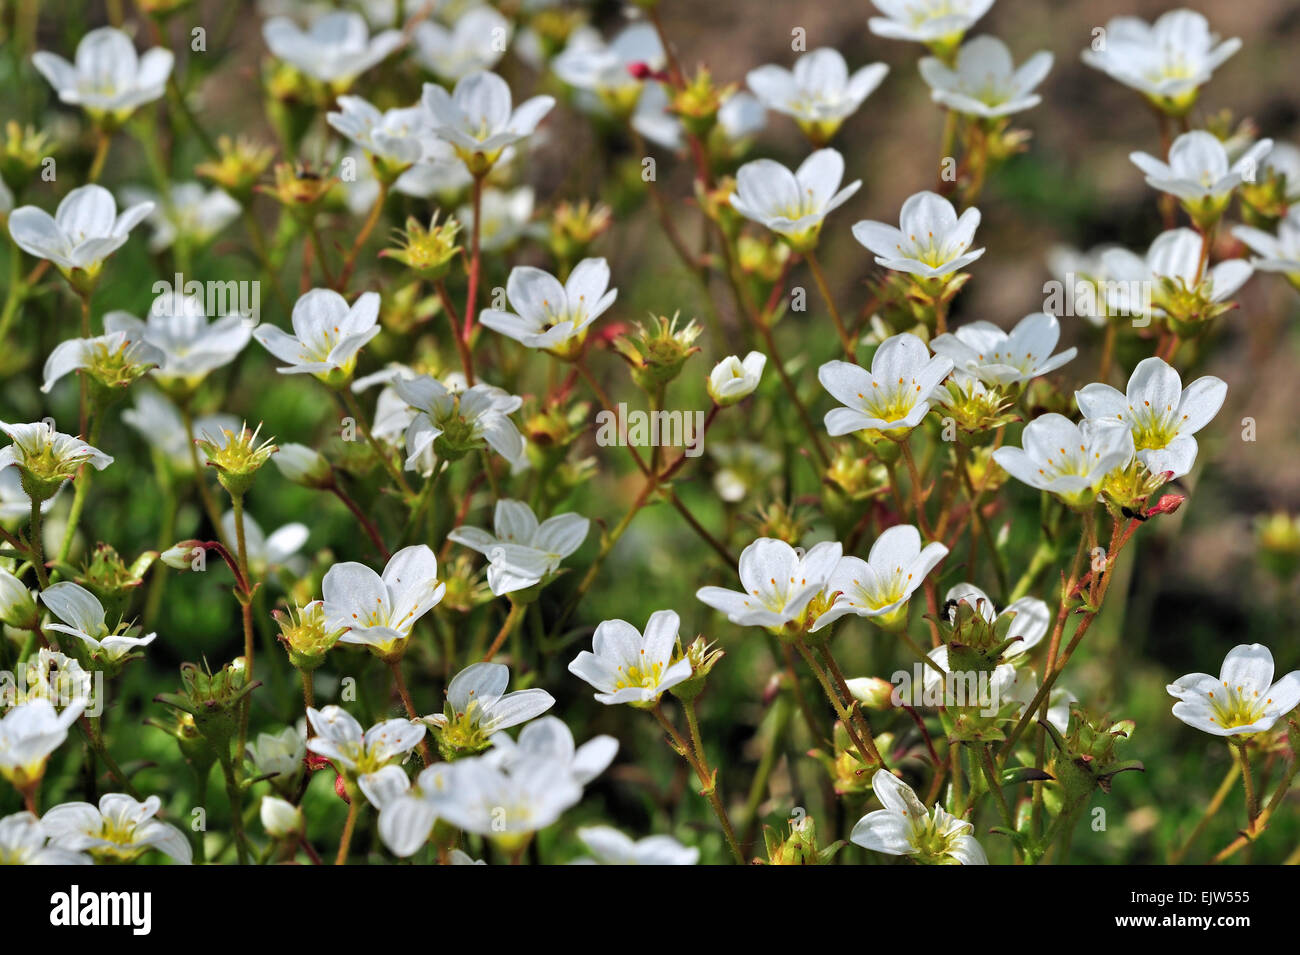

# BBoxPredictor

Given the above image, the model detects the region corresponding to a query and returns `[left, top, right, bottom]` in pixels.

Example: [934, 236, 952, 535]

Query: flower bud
[707, 351, 765, 406]
[273, 600, 345, 672]
[613, 313, 702, 392]
[845, 677, 896, 711]
[0, 567, 38, 629]
[274, 442, 333, 488]
[195, 421, 277, 498]
[380, 213, 461, 279]
[260, 795, 304, 839]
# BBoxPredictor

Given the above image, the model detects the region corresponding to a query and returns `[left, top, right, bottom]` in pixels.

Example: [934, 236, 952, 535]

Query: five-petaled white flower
[430, 753, 584, 846]
[0, 812, 91, 865]
[42, 793, 192, 864]
[39, 581, 156, 664]
[919, 35, 1052, 118]
[323, 545, 446, 656]
[0, 420, 113, 488]
[448, 498, 590, 596]
[426, 662, 555, 736]
[480, 258, 617, 358]
[105, 292, 253, 393]
[219, 511, 309, 576]
[422, 70, 555, 172]
[1081, 10, 1240, 115]
[810, 525, 948, 632]
[852, 190, 984, 278]
[253, 288, 381, 382]
[1130, 131, 1272, 226]
[0, 698, 85, 788]
[851, 769, 988, 864]
[1076, 356, 1226, 480]
[568, 610, 694, 705]
[729, 149, 861, 251]
[696, 538, 843, 631]
[818, 333, 954, 436]
[992, 413, 1134, 507]
[1100, 229, 1252, 319]
[1167, 643, 1300, 737]
[33, 26, 173, 122]
[40, 330, 164, 394]
[746, 48, 888, 142]
[413, 6, 512, 81]
[8, 184, 153, 280]
[574, 826, 699, 865]
[552, 23, 664, 115]
[327, 95, 433, 168]
[305, 705, 426, 782]
[486, 715, 618, 785]
[392, 374, 525, 470]
[707, 352, 766, 406]
[246, 725, 306, 780]
[262, 11, 404, 87]
[357, 762, 452, 857]
[121, 182, 241, 253]
[867, 0, 994, 47]
[929, 312, 1075, 388]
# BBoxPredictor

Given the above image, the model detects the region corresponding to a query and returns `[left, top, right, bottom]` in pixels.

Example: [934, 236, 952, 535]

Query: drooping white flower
[327, 96, 433, 169]
[104, 293, 253, 392]
[818, 333, 954, 436]
[0, 812, 92, 865]
[262, 11, 404, 86]
[1081, 10, 1240, 114]
[39, 581, 156, 664]
[919, 35, 1052, 118]
[941, 583, 1050, 658]
[0, 698, 85, 788]
[929, 312, 1075, 387]
[42, 793, 192, 864]
[1101, 229, 1252, 318]
[448, 499, 589, 597]
[992, 413, 1134, 507]
[852, 190, 984, 278]
[574, 826, 699, 865]
[809, 525, 948, 632]
[867, 0, 994, 46]
[40, 330, 164, 394]
[245, 725, 306, 780]
[696, 538, 842, 631]
[568, 610, 694, 705]
[305, 705, 426, 784]
[121, 392, 239, 472]
[1233, 207, 1300, 285]
[422, 70, 555, 172]
[850, 769, 987, 864]
[486, 716, 617, 785]
[553, 23, 664, 115]
[413, 5, 512, 81]
[1130, 131, 1272, 225]
[479, 258, 617, 357]
[253, 288, 381, 381]
[392, 374, 525, 469]
[746, 48, 887, 141]
[1167, 643, 1300, 737]
[426, 662, 555, 738]
[32, 26, 173, 122]
[7, 185, 153, 279]
[729, 149, 861, 250]
[457, 186, 536, 252]
[322, 545, 446, 656]
[707, 352, 766, 406]
[120, 182, 241, 253]
[0, 421, 113, 490]
[1075, 356, 1226, 480]
[219, 510, 309, 576]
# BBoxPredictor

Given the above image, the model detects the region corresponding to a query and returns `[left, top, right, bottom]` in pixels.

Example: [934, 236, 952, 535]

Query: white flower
[219, 511, 309, 576]
[430, 752, 583, 842]
[104, 293, 252, 391]
[0, 698, 84, 788]
[39, 581, 156, 663]
[868, 0, 994, 45]
[121, 392, 238, 472]
[421, 70, 555, 170]
[1075, 356, 1226, 480]
[696, 538, 842, 631]
[458, 186, 536, 252]
[357, 762, 450, 856]
[42, 793, 192, 864]
[809, 525, 948, 632]
[850, 769, 987, 864]
[121, 183, 241, 252]
[8, 648, 92, 716]
[929, 312, 1075, 387]
[992, 413, 1134, 507]
[253, 288, 381, 381]
[1233, 207, 1300, 281]
[553, 23, 664, 113]
[568, 610, 694, 705]
[426, 662, 555, 736]
[729, 149, 861, 250]
[0, 812, 92, 865]
[323, 545, 446, 656]
[259, 796, 304, 838]
[7, 184, 153, 277]
[1257, 142, 1300, 202]
[0, 421, 113, 484]
[1044, 243, 1126, 327]
[33, 26, 173, 121]
[449, 500, 588, 596]
[919, 36, 1052, 118]
[575, 826, 699, 865]
[1130, 131, 1271, 223]
[306, 705, 426, 782]
[479, 258, 617, 356]
[1081, 10, 1240, 112]
[852, 190, 984, 278]
[413, 5, 512, 80]
[633, 84, 766, 151]
[393, 374, 525, 469]
[40, 330, 164, 394]
[246, 725, 306, 779]
[746, 47, 887, 140]
[1101, 229, 1252, 317]
[707, 352, 766, 406]
[327, 96, 433, 167]
[1167, 643, 1300, 736]
[486, 716, 617, 785]
[942, 583, 1050, 658]
[262, 11, 404, 85]
[818, 333, 953, 436]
